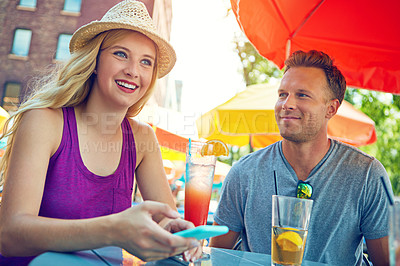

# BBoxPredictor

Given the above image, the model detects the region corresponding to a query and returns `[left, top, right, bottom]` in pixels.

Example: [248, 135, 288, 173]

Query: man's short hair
[284, 50, 346, 104]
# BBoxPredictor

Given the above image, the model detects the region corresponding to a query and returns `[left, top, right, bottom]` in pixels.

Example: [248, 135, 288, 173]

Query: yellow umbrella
[0, 106, 10, 132]
[0, 107, 10, 158]
[197, 82, 281, 147]
[197, 81, 376, 148]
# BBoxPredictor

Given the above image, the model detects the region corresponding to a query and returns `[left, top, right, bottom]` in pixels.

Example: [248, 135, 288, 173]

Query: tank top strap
[121, 117, 136, 173]
[55, 108, 136, 181]
[51, 107, 77, 160]
[62, 107, 79, 148]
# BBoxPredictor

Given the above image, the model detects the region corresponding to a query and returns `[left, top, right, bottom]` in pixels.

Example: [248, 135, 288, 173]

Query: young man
[210, 50, 391, 265]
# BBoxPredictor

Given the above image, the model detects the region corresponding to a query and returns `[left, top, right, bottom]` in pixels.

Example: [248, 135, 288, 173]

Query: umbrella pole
[249, 135, 254, 153]
[133, 182, 138, 202]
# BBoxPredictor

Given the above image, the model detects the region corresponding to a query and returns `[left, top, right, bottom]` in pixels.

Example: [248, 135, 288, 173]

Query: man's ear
[326, 99, 340, 119]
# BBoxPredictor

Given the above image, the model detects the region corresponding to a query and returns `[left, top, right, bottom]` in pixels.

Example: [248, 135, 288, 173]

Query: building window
[2, 83, 21, 113]
[11, 29, 32, 57]
[19, 0, 37, 8]
[63, 0, 82, 13]
[55, 34, 72, 61]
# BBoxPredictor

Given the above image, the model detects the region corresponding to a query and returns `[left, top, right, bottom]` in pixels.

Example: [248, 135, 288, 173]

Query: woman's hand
[112, 201, 199, 262]
[162, 218, 202, 262]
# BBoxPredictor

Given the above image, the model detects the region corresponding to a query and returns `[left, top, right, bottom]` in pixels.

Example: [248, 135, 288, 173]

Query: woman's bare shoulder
[23, 107, 62, 119]
[20, 108, 62, 130]
[128, 118, 159, 162]
[129, 118, 155, 141]
[18, 108, 64, 154]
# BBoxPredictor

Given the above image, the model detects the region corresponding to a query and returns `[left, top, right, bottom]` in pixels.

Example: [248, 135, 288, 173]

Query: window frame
[54, 33, 72, 61]
[61, 0, 82, 15]
[2, 82, 22, 113]
[10, 28, 33, 58]
[17, 0, 37, 11]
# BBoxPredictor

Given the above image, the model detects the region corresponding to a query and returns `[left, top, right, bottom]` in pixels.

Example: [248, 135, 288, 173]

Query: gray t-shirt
[214, 139, 391, 265]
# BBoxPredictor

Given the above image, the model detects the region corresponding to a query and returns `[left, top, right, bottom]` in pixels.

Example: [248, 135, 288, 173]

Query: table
[30, 246, 327, 265]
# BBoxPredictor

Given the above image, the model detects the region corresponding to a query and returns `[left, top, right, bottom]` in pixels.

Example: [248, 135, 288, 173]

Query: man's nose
[282, 95, 295, 110]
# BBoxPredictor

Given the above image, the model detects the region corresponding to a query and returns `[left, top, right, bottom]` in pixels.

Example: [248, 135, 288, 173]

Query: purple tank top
[0, 107, 136, 264]
[39, 107, 136, 218]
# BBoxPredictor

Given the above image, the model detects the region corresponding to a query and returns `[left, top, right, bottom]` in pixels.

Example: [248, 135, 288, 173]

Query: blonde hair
[0, 29, 159, 185]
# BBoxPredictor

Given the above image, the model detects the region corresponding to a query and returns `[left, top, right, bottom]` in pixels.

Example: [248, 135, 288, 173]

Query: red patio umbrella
[230, 0, 400, 94]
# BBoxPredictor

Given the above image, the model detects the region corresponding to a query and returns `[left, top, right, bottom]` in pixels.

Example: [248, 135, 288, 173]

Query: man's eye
[114, 51, 127, 58]
[299, 93, 308, 98]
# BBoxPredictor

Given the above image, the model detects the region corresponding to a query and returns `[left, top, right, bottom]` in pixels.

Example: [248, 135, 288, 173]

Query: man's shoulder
[332, 139, 387, 175]
[333, 139, 374, 161]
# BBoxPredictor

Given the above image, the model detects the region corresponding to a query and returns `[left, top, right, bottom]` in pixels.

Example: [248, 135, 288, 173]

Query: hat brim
[69, 21, 176, 78]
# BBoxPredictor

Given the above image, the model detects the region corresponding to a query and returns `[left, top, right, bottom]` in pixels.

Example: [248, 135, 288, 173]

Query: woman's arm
[0, 110, 198, 260]
[132, 121, 202, 261]
[0, 108, 113, 256]
[133, 121, 176, 215]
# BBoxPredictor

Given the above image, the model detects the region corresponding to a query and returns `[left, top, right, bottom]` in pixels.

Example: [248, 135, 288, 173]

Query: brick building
[0, 0, 173, 114]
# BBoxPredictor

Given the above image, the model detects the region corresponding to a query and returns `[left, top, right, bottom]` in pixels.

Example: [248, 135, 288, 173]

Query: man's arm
[209, 222, 240, 249]
[365, 236, 389, 266]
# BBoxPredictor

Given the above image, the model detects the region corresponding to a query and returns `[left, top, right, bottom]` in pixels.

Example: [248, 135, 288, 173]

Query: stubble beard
[278, 120, 320, 143]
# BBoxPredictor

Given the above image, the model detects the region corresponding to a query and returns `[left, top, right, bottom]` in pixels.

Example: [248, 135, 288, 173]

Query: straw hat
[69, 0, 176, 78]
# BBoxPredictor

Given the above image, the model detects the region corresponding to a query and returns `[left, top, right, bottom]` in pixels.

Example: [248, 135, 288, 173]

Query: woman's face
[93, 31, 156, 109]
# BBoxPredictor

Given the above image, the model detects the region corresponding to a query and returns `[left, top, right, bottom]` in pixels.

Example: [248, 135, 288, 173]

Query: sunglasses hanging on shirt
[297, 180, 313, 199]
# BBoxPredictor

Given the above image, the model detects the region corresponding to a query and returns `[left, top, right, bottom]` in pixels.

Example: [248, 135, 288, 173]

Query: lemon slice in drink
[276, 231, 303, 252]
[200, 139, 229, 156]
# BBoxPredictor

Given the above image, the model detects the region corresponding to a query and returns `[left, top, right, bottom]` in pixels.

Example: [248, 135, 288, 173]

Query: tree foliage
[233, 33, 282, 86]
[346, 89, 400, 194]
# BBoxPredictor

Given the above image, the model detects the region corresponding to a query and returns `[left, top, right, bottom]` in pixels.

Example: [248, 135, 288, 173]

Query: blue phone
[174, 225, 229, 240]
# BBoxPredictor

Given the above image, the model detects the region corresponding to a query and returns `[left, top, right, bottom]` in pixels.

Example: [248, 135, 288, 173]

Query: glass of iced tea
[389, 201, 400, 266]
[271, 195, 313, 266]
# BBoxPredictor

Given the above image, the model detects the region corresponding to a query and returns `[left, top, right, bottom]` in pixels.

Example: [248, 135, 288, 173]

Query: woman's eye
[141, 59, 153, 66]
[114, 51, 127, 58]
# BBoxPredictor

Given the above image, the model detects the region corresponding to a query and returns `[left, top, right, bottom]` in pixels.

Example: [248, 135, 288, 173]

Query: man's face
[274, 67, 334, 143]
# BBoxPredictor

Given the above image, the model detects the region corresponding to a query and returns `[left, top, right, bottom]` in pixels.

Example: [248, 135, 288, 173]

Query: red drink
[184, 162, 215, 226]
[184, 141, 216, 227]
[184, 181, 213, 226]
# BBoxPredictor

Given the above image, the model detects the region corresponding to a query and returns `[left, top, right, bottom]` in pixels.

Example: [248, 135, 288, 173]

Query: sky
[168, 0, 245, 116]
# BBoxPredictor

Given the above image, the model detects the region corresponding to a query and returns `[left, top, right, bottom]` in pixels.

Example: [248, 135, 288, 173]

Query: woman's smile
[116, 79, 138, 93]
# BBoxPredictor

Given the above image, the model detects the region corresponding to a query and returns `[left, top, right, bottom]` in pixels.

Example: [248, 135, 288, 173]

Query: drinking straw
[274, 170, 282, 227]
[185, 138, 191, 181]
[381, 176, 394, 206]
[188, 138, 192, 157]
[273, 170, 278, 195]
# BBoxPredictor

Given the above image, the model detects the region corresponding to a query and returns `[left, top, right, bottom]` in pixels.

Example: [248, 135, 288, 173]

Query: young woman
[0, 1, 200, 264]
